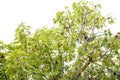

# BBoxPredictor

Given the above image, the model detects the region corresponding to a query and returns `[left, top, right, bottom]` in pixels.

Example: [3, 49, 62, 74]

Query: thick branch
[76, 44, 98, 78]
[76, 52, 93, 78]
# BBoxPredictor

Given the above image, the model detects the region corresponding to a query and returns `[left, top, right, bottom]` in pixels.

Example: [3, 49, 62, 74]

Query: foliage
[0, 0, 120, 80]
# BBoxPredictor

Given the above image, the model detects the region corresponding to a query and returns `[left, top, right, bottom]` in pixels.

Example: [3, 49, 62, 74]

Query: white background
[0, 0, 120, 43]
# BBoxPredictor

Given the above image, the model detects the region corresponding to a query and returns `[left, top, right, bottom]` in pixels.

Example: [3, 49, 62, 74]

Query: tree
[0, 0, 120, 80]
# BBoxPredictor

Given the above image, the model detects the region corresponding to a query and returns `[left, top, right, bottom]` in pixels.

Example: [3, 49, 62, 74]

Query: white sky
[0, 0, 120, 43]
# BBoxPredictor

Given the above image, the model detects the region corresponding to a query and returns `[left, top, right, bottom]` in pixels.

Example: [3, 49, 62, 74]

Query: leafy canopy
[0, 0, 120, 80]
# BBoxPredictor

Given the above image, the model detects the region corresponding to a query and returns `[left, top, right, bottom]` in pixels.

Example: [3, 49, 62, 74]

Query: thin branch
[45, 45, 54, 72]
[65, 10, 72, 35]
[48, 51, 54, 72]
